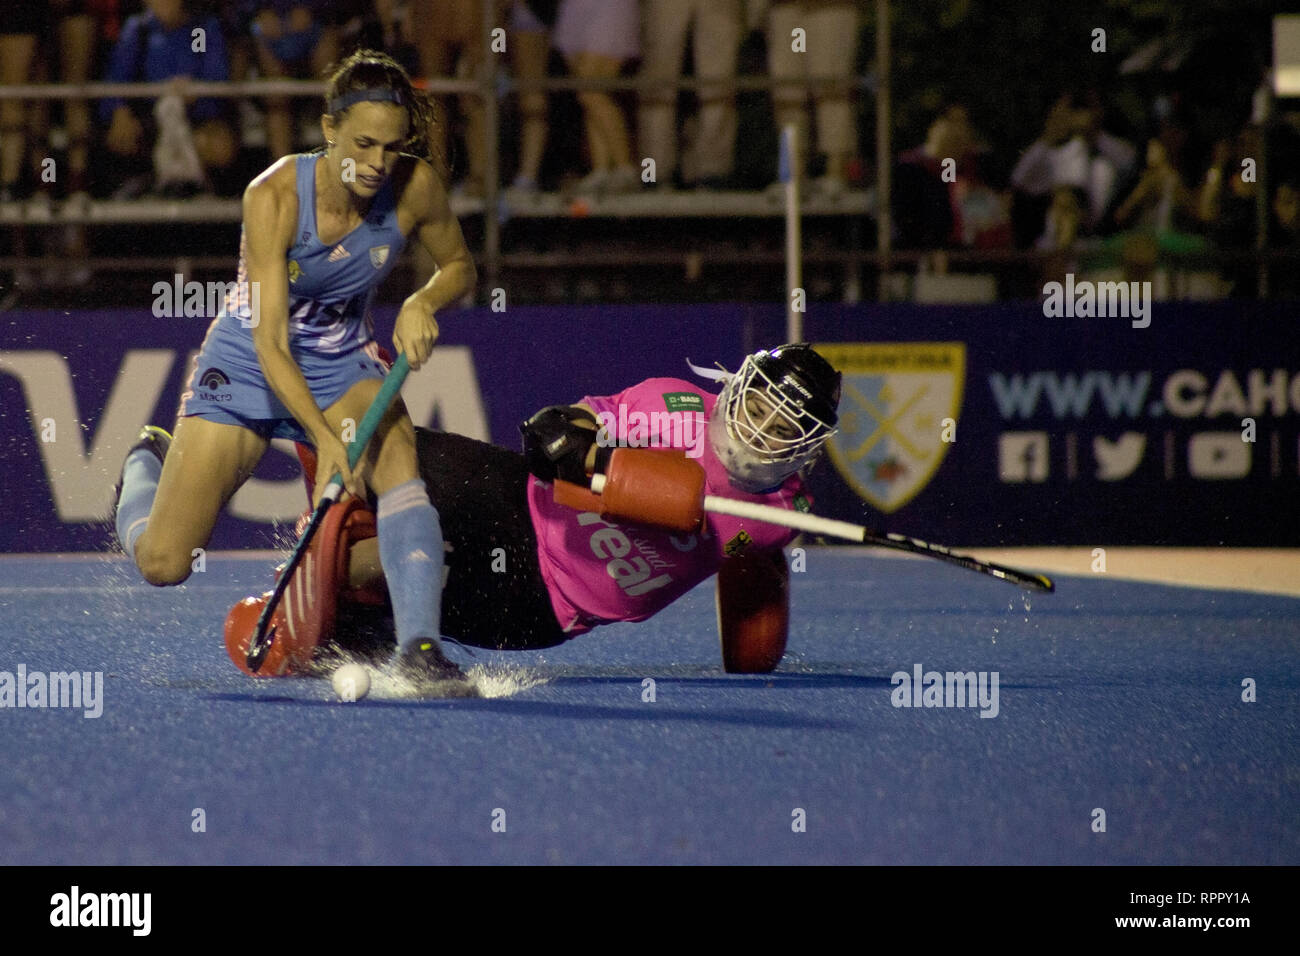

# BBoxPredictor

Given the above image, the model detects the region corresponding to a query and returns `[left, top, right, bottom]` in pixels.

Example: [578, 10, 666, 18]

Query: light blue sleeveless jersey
[219, 152, 406, 351]
[179, 153, 408, 440]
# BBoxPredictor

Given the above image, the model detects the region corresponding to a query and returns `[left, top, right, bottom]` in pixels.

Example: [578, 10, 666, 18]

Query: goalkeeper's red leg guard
[276, 496, 380, 669]
[716, 549, 790, 673]
[224, 497, 382, 677]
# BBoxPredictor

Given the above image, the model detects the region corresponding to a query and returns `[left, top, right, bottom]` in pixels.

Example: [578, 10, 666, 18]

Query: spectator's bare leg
[409, 0, 458, 186]
[512, 28, 549, 185]
[807, 4, 858, 185]
[766, 3, 807, 175]
[0, 33, 36, 194]
[254, 36, 294, 161]
[58, 14, 95, 196]
[26, 51, 52, 191]
[572, 52, 630, 173]
[638, 0, 692, 186]
[458, 45, 487, 194]
[311, 25, 339, 79]
[448, 0, 486, 193]
[692, 0, 741, 184]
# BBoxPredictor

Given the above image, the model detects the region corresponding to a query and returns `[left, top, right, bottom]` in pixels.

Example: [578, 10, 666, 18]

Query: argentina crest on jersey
[815, 342, 966, 514]
[368, 245, 390, 269]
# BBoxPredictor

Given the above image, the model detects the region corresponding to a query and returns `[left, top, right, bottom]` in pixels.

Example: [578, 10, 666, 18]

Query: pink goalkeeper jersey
[526, 377, 812, 634]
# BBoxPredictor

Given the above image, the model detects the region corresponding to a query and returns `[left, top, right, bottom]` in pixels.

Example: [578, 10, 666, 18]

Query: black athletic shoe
[109, 425, 172, 531]
[394, 638, 479, 698]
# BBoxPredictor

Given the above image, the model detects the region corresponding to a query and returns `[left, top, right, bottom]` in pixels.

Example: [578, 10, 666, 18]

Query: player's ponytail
[323, 49, 446, 178]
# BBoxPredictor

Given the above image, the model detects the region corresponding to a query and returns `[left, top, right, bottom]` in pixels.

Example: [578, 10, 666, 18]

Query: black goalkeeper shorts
[415, 428, 570, 651]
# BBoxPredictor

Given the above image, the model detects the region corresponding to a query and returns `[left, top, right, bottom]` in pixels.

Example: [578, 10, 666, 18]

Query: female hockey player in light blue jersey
[113, 50, 476, 690]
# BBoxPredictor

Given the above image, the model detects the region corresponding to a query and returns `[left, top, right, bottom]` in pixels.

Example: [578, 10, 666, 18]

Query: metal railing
[0, 2, 1281, 301]
[0, 0, 883, 294]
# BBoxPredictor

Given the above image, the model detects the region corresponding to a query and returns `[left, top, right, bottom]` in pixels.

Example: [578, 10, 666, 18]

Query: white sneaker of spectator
[573, 168, 609, 196]
[810, 173, 847, 200]
[603, 165, 640, 194]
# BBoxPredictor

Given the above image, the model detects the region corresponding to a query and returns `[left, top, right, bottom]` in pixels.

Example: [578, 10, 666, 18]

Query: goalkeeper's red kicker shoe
[394, 639, 479, 698]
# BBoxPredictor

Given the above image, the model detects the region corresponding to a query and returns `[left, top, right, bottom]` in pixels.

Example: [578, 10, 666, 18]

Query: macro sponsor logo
[198, 367, 229, 389]
[196, 366, 232, 402]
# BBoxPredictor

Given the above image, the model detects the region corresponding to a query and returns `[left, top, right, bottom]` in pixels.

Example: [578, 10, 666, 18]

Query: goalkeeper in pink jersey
[224, 344, 842, 676]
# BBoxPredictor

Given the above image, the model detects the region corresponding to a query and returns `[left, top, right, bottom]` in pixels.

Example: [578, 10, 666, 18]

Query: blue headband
[328, 87, 407, 114]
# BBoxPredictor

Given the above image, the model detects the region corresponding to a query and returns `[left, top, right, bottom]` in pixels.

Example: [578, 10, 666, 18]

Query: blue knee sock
[116, 448, 163, 561]
[376, 479, 445, 652]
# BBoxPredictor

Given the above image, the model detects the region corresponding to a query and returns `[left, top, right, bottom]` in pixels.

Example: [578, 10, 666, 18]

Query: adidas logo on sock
[406, 549, 432, 562]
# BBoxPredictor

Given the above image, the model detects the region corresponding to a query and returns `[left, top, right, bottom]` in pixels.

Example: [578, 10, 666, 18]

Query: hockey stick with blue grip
[246, 353, 411, 672]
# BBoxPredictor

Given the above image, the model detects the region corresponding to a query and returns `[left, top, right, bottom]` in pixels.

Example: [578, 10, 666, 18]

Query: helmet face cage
[722, 355, 838, 466]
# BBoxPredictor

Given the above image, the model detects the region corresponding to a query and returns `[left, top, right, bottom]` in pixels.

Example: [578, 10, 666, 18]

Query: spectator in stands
[1272, 180, 1300, 248]
[767, 0, 861, 197]
[99, 0, 238, 197]
[1195, 132, 1257, 249]
[242, 2, 341, 161]
[1034, 186, 1087, 253]
[0, 8, 43, 203]
[1193, 128, 1262, 297]
[1114, 137, 1193, 233]
[7, 2, 126, 202]
[1270, 179, 1300, 299]
[507, 0, 558, 194]
[892, 104, 975, 249]
[376, 0, 488, 195]
[50, 0, 113, 204]
[553, 0, 640, 195]
[638, 0, 742, 190]
[41, 1, 122, 283]
[1010, 92, 1135, 247]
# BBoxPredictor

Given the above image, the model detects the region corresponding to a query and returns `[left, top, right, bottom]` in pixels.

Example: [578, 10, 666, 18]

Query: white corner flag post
[782, 124, 803, 343]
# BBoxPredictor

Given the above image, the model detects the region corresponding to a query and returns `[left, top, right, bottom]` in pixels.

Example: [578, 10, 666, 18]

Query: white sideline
[887, 546, 1300, 598]
[3, 548, 1298, 597]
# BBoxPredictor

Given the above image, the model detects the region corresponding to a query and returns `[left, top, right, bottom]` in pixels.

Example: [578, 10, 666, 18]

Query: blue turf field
[0, 550, 1295, 865]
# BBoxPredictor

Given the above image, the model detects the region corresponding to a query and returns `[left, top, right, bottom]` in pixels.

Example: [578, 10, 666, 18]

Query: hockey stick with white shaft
[586, 472, 1055, 592]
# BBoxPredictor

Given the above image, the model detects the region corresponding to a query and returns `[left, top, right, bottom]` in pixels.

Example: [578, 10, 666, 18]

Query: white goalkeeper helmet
[704, 343, 842, 493]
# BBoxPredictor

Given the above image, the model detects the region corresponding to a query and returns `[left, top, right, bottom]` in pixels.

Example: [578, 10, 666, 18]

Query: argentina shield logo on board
[815, 342, 966, 514]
